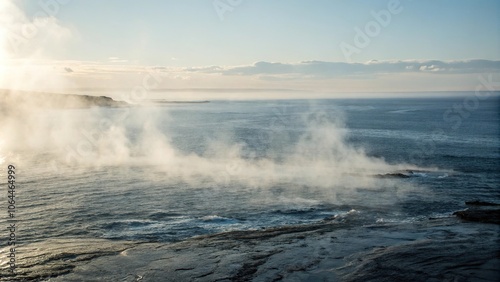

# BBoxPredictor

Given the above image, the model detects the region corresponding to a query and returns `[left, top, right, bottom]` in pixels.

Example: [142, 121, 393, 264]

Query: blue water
[3, 94, 499, 244]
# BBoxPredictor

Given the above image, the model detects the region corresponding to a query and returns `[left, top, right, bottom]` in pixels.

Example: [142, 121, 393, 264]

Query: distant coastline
[0, 89, 128, 109]
[149, 100, 210, 104]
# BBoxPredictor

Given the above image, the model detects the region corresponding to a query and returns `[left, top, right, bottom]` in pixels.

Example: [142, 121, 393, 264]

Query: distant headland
[0, 89, 128, 109]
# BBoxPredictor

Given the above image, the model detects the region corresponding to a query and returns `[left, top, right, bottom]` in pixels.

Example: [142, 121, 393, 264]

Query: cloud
[108, 57, 129, 63]
[0, 0, 72, 60]
[184, 65, 224, 73]
[2, 57, 498, 94]
[226, 61, 296, 75]
[186, 59, 500, 78]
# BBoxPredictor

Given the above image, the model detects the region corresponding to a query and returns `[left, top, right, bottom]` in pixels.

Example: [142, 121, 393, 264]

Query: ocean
[1, 93, 499, 280]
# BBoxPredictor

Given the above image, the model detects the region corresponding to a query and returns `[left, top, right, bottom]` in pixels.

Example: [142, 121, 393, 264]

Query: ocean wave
[101, 220, 156, 230]
[148, 211, 184, 220]
[373, 169, 452, 179]
[199, 215, 237, 223]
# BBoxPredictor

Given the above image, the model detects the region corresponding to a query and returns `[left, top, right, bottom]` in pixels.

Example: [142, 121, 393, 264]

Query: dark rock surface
[374, 172, 411, 179]
[465, 200, 500, 206]
[5, 218, 498, 281]
[453, 209, 500, 224]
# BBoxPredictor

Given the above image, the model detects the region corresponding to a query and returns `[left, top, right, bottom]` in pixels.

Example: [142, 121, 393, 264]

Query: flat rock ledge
[453, 200, 500, 225]
[453, 209, 500, 224]
[2, 217, 499, 282]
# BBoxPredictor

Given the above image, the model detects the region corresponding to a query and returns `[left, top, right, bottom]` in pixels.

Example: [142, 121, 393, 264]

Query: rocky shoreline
[453, 200, 500, 225]
[3, 213, 499, 281]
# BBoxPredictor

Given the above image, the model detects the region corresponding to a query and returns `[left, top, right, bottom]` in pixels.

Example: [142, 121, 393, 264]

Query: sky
[1, 0, 499, 97]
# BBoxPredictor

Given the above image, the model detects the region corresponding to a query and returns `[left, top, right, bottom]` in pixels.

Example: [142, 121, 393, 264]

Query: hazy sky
[2, 0, 500, 95]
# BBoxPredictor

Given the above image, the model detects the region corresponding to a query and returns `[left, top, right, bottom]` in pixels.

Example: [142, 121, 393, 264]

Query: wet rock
[453, 209, 500, 224]
[0, 239, 138, 281]
[374, 172, 411, 179]
[465, 200, 500, 206]
[338, 235, 500, 282]
[7, 218, 500, 282]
